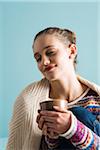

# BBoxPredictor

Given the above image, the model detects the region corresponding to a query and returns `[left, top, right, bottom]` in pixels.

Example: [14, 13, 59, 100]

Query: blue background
[0, 1, 100, 139]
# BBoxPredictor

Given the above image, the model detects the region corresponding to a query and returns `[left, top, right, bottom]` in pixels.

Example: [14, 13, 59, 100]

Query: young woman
[7, 27, 100, 150]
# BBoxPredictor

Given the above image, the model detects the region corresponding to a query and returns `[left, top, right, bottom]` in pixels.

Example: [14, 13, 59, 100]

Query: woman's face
[33, 34, 75, 81]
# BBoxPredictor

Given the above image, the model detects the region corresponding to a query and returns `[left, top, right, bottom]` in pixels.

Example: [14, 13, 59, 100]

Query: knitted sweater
[42, 95, 100, 150]
[6, 75, 100, 150]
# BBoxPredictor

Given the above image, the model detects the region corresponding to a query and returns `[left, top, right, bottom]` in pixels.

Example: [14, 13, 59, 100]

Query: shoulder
[77, 75, 100, 96]
[11, 78, 49, 119]
[19, 78, 49, 96]
[14, 78, 49, 106]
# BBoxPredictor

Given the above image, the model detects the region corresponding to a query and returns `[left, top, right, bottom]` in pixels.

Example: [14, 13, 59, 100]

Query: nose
[42, 56, 50, 66]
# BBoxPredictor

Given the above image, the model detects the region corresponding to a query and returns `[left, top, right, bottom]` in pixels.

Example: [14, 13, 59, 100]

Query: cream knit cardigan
[6, 75, 100, 150]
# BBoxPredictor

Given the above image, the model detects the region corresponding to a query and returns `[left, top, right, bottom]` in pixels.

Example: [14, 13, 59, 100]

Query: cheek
[37, 63, 42, 72]
[57, 55, 68, 64]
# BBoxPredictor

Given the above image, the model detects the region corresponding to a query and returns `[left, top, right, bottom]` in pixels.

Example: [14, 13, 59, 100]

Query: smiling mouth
[44, 65, 57, 72]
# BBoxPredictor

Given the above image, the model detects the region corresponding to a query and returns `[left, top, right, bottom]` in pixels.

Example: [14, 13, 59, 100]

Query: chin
[46, 75, 59, 82]
[44, 71, 61, 81]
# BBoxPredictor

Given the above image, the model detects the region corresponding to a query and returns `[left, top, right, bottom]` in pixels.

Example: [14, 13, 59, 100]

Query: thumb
[53, 106, 69, 113]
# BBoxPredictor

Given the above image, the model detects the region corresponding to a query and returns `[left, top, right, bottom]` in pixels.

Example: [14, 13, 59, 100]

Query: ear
[68, 44, 77, 59]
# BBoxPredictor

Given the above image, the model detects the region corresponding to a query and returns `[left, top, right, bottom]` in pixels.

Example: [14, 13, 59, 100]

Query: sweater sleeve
[6, 80, 48, 150]
[6, 95, 28, 150]
[62, 113, 100, 149]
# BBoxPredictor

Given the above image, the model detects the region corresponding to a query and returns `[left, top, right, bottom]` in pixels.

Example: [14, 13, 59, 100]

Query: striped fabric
[6, 75, 100, 150]
[44, 96, 100, 150]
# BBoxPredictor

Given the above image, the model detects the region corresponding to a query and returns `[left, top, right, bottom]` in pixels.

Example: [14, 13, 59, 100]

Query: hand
[36, 112, 44, 130]
[39, 107, 71, 135]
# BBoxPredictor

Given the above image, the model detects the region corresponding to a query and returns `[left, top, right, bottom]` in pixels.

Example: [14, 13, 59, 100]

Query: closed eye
[34, 54, 41, 62]
[36, 58, 41, 62]
[46, 51, 56, 56]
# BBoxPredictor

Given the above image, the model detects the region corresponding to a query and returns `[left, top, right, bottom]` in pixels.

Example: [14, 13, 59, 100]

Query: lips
[44, 65, 56, 72]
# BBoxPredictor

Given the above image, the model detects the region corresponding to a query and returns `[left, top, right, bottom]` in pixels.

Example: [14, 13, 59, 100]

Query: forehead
[33, 34, 66, 53]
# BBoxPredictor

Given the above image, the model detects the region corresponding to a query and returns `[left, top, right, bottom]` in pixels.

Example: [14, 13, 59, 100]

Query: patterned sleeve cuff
[61, 112, 77, 139]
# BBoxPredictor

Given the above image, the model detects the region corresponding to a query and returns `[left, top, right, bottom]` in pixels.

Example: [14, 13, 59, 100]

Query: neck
[49, 75, 87, 102]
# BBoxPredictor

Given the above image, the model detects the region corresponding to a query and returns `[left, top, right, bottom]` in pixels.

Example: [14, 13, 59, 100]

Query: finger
[46, 128, 58, 138]
[47, 132, 59, 139]
[49, 131, 56, 138]
[38, 116, 45, 130]
[46, 122, 61, 133]
[47, 127, 60, 135]
[42, 124, 47, 136]
[53, 106, 69, 113]
[40, 110, 60, 117]
[45, 122, 55, 129]
[47, 127, 61, 135]
[36, 114, 41, 123]
[43, 116, 56, 123]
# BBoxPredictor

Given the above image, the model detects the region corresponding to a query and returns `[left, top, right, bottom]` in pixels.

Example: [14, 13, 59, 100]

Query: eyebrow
[34, 45, 54, 58]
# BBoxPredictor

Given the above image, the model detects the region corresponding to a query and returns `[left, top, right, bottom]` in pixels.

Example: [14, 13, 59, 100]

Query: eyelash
[36, 51, 56, 62]
[46, 51, 55, 56]
[36, 56, 41, 62]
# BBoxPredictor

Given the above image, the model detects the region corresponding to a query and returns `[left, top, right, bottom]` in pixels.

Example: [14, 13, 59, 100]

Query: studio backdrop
[0, 1, 100, 147]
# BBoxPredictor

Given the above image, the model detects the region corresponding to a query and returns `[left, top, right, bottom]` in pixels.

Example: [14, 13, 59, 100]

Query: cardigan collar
[77, 75, 100, 96]
[40, 75, 100, 102]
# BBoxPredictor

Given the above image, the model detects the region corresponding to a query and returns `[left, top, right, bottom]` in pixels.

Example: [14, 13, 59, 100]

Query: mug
[39, 99, 68, 139]
[40, 99, 68, 111]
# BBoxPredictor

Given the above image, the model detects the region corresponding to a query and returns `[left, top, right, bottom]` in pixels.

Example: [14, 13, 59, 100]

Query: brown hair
[32, 27, 77, 68]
